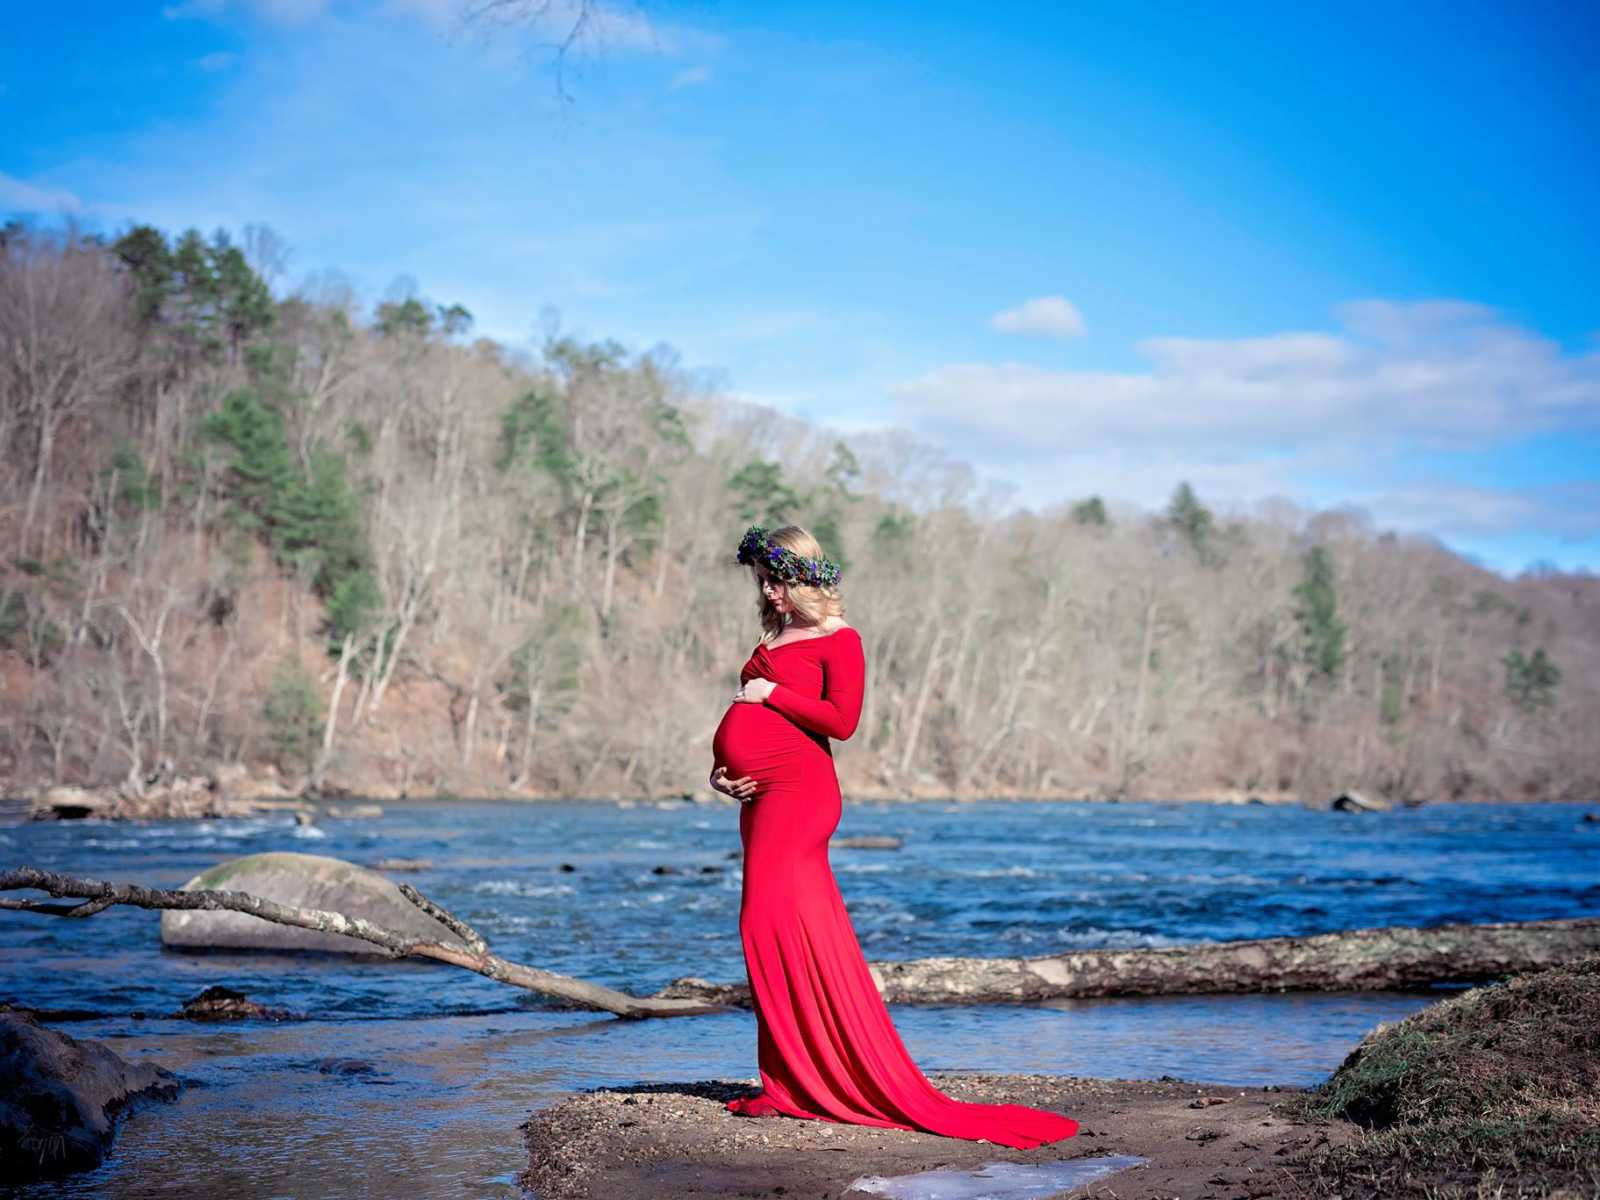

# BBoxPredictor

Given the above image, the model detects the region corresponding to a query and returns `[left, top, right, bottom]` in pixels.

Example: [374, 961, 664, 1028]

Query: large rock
[177, 985, 300, 1022]
[1330, 789, 1393, 813]
[159, 851, 473, 955]
[0, 1005, 180, 1182]
[32, 785, 110, 820]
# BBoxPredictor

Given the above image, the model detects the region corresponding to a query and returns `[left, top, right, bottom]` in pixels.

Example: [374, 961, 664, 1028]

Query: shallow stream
[2, 797, 1594, 1198]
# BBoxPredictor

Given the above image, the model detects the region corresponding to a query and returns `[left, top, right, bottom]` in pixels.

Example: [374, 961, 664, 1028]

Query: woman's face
[754, 566, 791, 614]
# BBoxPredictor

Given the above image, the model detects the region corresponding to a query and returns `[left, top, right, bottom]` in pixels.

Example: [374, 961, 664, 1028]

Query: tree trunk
[1121, 593, 1158, 791]
[897, 629, 947, 776]
[601, 513, 619, 619]
[655, 915, 1600, 1007]
[314, 632, 356, 789]
[570, 489, 593, 598]
[21, 417, 56, 555]
[511, 677, 543, 789]
[367, 594, 419, 718]
[652, 512, 671, 600]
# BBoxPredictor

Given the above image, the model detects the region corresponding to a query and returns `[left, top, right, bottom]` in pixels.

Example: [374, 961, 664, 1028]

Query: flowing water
[2, 797, 1595, 1199]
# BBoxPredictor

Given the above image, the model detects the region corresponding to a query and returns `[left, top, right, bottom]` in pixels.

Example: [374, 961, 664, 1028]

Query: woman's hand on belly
[710, 764, 758, 803]
[734, 676, 775, 704]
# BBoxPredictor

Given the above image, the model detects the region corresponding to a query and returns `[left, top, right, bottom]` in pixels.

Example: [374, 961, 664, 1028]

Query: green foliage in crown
[736, 525, 843, 588]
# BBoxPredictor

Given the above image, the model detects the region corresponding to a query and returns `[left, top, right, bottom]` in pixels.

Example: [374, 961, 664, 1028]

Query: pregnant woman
[709, 524, 1079, 1150]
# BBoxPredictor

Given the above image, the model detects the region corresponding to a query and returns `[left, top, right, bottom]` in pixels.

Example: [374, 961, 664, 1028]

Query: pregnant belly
[712, 703, 818, 783]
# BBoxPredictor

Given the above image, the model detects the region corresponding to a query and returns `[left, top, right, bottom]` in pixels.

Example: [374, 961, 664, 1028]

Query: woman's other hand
[710, 765, 758, 803]
[735, 677, 776, 703]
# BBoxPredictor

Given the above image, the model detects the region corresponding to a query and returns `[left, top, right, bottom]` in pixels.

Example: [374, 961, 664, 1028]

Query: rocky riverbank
[15, 775, 1306, 819]
[522, 956, 1600, 1200]
[15, 767, 1593, 822]
[22, 763, 311, 821]
[1281, 951, 1600, 1198]
[519, 1073, 1355, 1199]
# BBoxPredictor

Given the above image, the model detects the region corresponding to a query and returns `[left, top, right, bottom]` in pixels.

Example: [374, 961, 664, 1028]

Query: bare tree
[0, 227, 138, 555]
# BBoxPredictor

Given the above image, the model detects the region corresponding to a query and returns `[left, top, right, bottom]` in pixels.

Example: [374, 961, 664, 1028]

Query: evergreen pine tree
[1504, 647, 1560, 714]
[1167, 481, 1216, 562]
[1293, 545, 1347, 681]
[202, 390, 296, 532]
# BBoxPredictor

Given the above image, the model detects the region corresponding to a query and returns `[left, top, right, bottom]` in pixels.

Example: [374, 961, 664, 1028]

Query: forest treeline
[1, 219, 1595, 804]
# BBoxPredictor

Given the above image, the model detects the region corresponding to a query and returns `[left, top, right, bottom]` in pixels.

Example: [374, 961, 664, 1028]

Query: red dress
[711, 626, 1080, 1149]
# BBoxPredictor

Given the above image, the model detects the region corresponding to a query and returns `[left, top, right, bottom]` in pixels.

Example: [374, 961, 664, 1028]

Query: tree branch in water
[0, 866, 725, 1020]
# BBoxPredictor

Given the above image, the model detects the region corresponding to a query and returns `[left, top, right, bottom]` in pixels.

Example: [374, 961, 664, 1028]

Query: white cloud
[668, 64, 712, 90]
[1364, 481, 1600, 541]
[196, 51, 239, 72]
[0, 171, 83, 215]
[889, 299, 1600, 561]
[990, 295, 1086, 340]
[902, 300, 1600, 453]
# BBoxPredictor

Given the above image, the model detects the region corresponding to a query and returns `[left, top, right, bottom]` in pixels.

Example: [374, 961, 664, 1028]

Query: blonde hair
[752, 525, 847, 642]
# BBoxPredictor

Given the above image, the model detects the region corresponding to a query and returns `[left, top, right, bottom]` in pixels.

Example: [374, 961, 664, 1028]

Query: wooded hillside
[2, 220, 1595, 803]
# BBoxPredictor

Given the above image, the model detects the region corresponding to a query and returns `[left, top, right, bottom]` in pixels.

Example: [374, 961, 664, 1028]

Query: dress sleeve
[765, 630, 866, 741]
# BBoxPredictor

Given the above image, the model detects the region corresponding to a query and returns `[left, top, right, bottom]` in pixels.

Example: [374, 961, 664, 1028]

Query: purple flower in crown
[733, 524, 844, 588]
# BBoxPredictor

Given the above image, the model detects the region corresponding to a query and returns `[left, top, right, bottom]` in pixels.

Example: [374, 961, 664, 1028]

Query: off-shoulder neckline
[759, 625, 858, 651]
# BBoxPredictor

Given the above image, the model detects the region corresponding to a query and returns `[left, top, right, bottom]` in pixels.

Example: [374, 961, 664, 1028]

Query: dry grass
[1277, 953, 1600, 1198]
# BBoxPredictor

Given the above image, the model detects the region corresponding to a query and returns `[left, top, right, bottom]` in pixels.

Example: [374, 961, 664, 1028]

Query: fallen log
[10, 865, 1594, 1015]
[652, 916, 1600, 1006]
[830, 835, 903, 850]
[0, 866, 725, 1021]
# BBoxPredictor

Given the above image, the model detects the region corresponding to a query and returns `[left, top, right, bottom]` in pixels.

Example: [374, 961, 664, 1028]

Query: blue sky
[4, 0, 1597, 575]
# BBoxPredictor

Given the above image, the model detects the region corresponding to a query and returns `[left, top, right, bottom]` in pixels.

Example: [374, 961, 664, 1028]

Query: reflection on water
[850, 1155, 1148, 1200]
[2, 797, 1595, 1198]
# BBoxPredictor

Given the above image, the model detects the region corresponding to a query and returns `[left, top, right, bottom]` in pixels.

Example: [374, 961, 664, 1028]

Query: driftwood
[0, 867, 724, 1020]
[9, 866, 1595, 1015]
[829, 835, 903, 850]
[652, 916, 1600, 1007]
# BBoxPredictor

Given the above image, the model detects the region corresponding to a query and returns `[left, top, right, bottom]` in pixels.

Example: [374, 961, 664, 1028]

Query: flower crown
[735, 525, 843, 588]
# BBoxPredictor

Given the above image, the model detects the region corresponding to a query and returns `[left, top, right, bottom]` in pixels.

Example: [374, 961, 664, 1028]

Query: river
[2, 797, 1596, 1198]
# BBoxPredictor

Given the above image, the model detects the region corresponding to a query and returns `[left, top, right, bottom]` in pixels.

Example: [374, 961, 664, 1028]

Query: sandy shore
[519, 1073, 1358, 1199]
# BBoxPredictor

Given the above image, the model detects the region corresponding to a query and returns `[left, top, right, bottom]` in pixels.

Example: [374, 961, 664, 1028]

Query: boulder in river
[158, 851, 473, 955]
[1330, 790, 1392, 813]
[0, 1005, 180, 1183]
[177, 985, 299, 1022]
